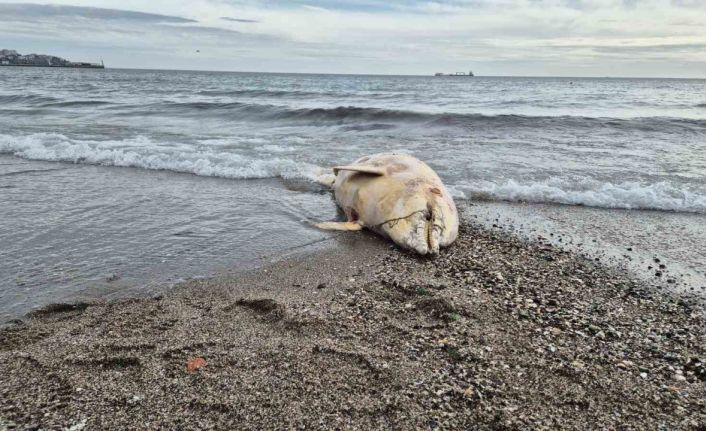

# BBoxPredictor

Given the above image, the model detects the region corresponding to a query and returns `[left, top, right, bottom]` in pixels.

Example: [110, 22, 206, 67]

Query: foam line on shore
[2, 132, 705, 214]
[0, 133, 323, 181]
[461, 178, 706, 214]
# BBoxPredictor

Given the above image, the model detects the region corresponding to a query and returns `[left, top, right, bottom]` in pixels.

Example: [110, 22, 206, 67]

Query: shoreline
[1, 222, 704, 430]
[3, 154, 704, 321]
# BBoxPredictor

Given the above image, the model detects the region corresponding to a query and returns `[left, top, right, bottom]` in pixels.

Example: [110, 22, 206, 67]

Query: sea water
[1, 67, 705, 320]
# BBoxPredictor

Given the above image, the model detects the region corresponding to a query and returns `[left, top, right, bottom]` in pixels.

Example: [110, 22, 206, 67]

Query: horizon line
[76, 66, 706, 80]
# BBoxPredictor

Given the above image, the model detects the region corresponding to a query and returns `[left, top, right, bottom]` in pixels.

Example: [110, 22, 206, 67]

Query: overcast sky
[1, 1, 705, 77]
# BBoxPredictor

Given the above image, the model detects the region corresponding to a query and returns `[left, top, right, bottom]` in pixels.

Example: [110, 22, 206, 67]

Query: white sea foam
[258, 144, 297, 153]
[0, 133, 325, 181]
[461, 178, 706, 214]
[3, 133, 705, 214]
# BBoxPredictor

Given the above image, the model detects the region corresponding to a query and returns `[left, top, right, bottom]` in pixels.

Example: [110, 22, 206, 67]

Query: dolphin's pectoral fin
[333, 165, 386, 176]
[315, 173, 336, 188]
[315, 221, 364, 231]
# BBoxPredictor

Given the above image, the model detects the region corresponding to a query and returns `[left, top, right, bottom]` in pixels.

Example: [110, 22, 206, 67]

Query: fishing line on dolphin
[376, 208, 447, 228]
[374, 209, 428, 229]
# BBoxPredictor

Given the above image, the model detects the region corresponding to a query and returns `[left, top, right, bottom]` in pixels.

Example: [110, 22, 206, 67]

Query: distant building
[0, 48, 103, 68]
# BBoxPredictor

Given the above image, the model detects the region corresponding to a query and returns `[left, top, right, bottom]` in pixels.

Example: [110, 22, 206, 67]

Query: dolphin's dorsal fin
[333, 165, 386, 176]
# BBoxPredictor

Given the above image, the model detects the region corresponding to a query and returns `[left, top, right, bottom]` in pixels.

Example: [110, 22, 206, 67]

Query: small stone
[316, 283, 327, 289]
[673, 374, 687, 382]
[186, 357, 208, 373]
[618, 360, 634, 369]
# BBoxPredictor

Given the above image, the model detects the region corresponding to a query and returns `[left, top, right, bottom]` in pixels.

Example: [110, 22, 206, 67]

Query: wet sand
[466, 201, 706, 292]
[1, 223, 704, 430]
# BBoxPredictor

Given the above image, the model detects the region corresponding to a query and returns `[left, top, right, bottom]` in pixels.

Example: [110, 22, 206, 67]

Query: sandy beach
[1, 219, 704, 430]
[3, 2, 706, 430]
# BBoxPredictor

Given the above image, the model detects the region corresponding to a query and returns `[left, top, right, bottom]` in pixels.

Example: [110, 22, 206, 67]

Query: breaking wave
[0, 94, 58, 104]
[198, 89, 327, 98]
[462, 178, 706, 214]
[197, 89, 393, 99]
[3, 133, 705, 214]
[39, 100, 113, 108]
[4, 90, 705, 133]
[0, 133, 324, 181]
[120, 102, 706, 132]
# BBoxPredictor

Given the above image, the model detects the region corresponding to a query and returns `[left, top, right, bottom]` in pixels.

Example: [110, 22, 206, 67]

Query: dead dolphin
[317, 153, 459, 255]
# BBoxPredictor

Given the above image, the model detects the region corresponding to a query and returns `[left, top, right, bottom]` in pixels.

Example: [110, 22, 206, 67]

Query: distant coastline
[0, 49, 104, 69]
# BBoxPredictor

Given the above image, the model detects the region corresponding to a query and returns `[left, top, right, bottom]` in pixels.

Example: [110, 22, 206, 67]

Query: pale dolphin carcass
[316, 153, 459, 255]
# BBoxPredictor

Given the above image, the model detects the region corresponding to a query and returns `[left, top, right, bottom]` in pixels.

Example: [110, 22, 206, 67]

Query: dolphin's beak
[427, 216, 441, 255]
[426, 205, 442, 255]
[408, 205, 442, 255]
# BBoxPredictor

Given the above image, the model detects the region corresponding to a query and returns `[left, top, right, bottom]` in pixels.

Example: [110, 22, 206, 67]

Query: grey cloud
[0, 3, 290, 64]
[0, 0, 703, 77]
[0, 3, 195, 23]
[671, 0, 706, 7]
[592, 43, 706, 54]
[0, 3, 283, 45]
[221, 17, 259, 23]
[161, 24, 283, 43]
[529, 0, 640, 10]
[231, 0, 501, 13]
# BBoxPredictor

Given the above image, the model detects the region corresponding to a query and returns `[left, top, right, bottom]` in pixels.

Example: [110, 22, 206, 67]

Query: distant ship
[0, 49, 104, 69]
[435, 71, 474, 77]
